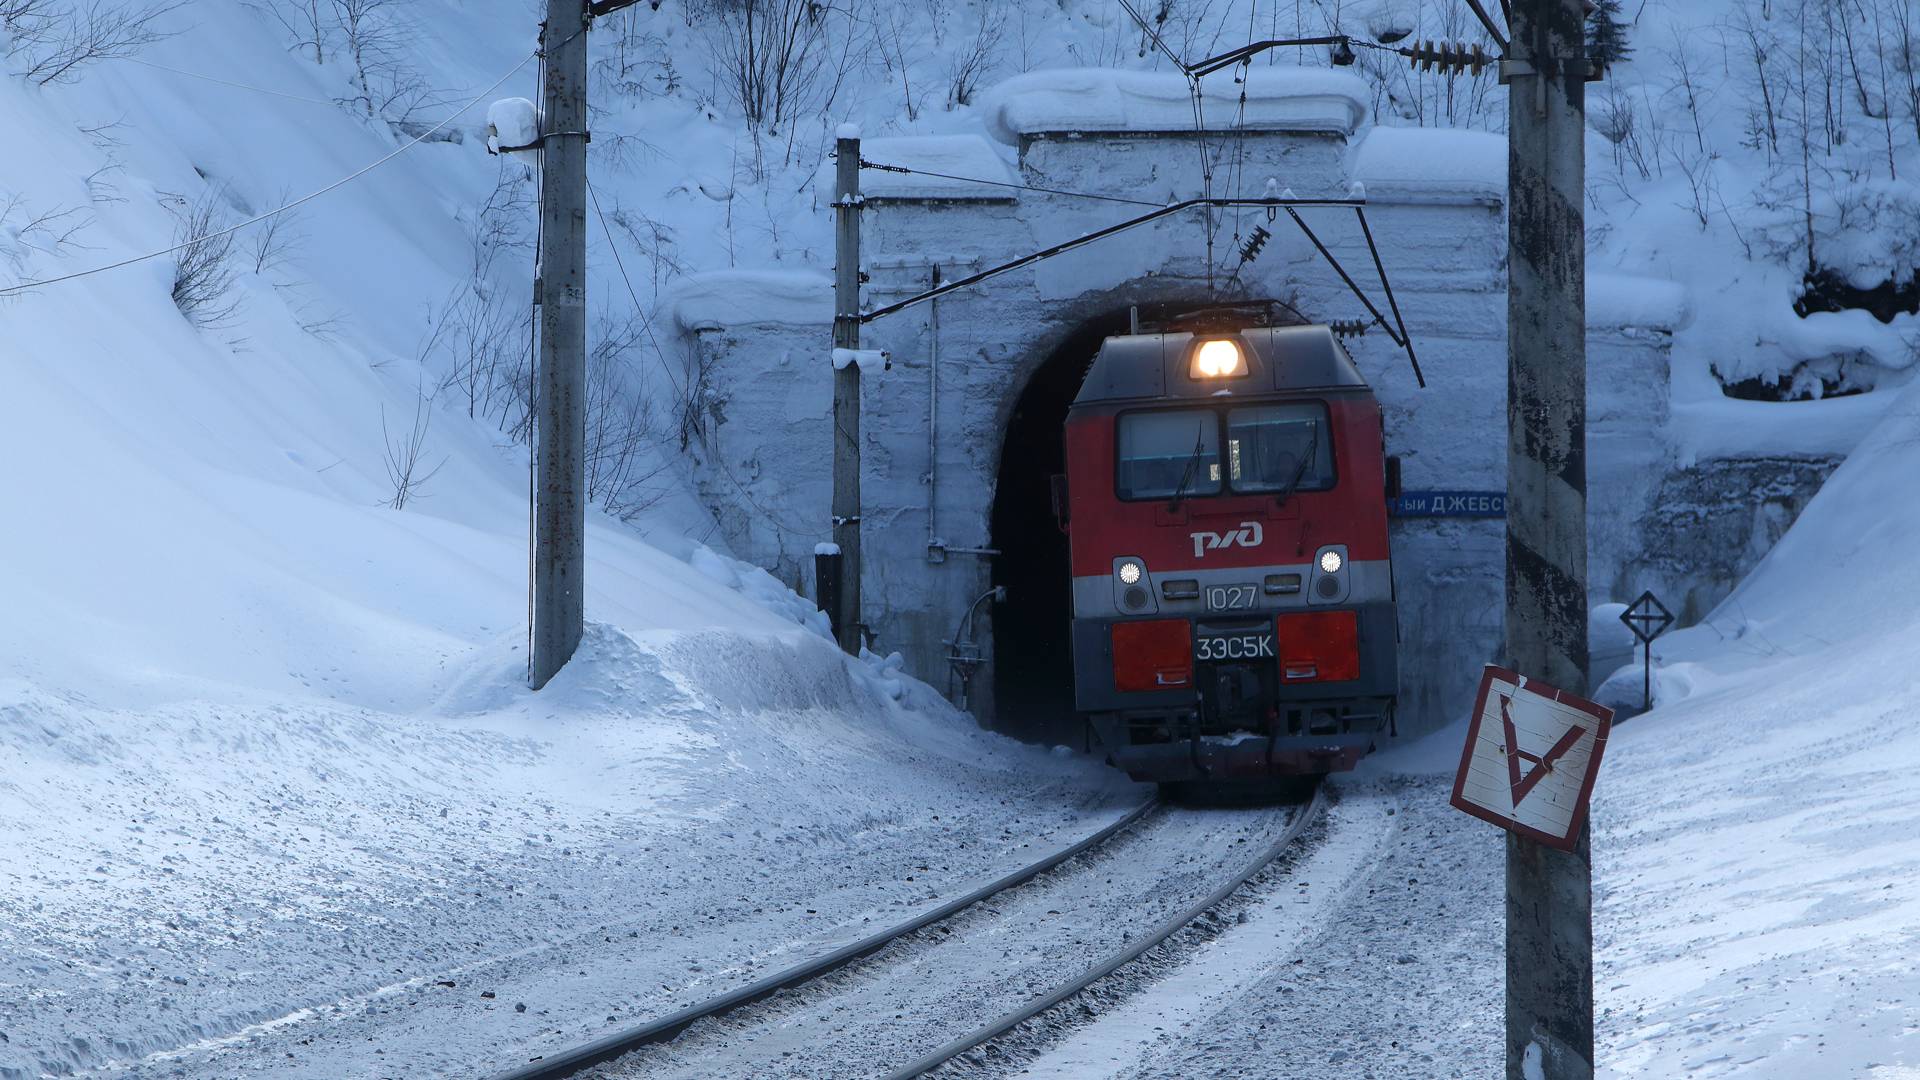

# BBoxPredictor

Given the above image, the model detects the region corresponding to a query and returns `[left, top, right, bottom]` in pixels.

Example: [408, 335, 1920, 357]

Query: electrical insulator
[1238, 226, 1271, 266]
[1400, 39, 1493, 76]
[1329, 319, 1369, 339]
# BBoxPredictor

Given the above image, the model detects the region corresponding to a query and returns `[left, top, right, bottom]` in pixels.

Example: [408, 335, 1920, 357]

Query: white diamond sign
[1449, 665, 1612, 851]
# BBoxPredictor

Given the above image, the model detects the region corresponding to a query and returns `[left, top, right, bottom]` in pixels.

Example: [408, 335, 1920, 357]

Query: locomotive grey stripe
[1071, 559, 1392, 619]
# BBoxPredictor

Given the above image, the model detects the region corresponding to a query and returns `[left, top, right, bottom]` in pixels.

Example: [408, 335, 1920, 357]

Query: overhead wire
[0, 49, 538, 298]
[856, 160, 1161, 207]
[585, 177, 819, 540]
[586, 177, 685, 400]
[115, 56, 345, 106]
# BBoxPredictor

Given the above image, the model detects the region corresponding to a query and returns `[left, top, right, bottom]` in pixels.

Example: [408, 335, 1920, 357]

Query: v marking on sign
[1500, 693, 1587, 807]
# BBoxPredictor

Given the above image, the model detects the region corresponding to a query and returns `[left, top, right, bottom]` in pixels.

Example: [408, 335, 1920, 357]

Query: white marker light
[1319, 550, 1344, 574]
[1191, 339, 1248, 379]
[1117, 560, 1144, 585]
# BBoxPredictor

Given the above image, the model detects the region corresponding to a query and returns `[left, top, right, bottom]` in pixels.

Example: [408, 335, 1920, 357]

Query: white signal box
[1450, 665, 1612, 851]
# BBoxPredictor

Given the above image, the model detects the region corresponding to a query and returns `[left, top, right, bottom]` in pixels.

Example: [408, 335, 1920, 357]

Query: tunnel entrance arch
[988, 312, 1133, 745]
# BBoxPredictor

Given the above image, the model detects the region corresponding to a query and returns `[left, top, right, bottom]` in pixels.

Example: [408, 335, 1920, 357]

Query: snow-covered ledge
[1349, 126, 1505, 206]
[979, 67, 1370, 143]
[665, 270, 831, 333]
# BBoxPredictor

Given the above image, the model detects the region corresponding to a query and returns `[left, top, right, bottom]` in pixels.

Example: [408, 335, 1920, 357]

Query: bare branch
[20, 1, 181, 85]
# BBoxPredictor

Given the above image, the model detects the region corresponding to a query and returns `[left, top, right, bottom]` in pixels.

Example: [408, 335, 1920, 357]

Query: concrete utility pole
[829, 131, 863, 654]
[529, 0, 590, 689]
[1502, 0, 1593, 1077]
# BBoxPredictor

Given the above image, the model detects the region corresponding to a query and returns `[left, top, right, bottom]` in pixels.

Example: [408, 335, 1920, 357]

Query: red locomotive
[1057, 322, 1400, 789]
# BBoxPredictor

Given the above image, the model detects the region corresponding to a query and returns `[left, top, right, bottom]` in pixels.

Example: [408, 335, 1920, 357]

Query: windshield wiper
[1272, 424, 1321, 511]
[1166, 429, 1210, 510]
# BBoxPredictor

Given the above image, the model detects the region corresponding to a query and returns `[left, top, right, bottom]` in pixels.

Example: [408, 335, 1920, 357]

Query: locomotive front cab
[1062, 325, 1399, 784]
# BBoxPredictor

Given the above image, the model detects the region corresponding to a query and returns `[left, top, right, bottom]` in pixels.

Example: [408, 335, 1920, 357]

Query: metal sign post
[1619, 591, 1674, 711]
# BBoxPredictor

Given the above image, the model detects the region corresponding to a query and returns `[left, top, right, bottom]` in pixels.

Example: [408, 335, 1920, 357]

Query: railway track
[485, 798, 1159, 1080]
[487, 784, 1327, 1080]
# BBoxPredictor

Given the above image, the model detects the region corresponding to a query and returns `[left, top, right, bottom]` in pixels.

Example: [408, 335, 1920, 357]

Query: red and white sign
[1450, 665, 1612, 851]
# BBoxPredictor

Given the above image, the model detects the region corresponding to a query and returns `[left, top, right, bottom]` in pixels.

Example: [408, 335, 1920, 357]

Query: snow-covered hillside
[1585, 379, 1920, 1076]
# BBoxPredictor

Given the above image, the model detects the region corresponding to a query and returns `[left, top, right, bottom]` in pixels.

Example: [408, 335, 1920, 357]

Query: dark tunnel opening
[989, 311, 1135, 747]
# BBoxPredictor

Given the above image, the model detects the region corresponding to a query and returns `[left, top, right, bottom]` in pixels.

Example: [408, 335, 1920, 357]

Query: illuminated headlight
[1190, 338, 1248, 379]
[1318, 550, 1344, 574]
[1117, 560, 1144, 585]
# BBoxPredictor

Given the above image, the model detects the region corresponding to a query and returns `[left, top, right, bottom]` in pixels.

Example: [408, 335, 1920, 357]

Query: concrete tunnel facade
[660, 67, 1829, 740]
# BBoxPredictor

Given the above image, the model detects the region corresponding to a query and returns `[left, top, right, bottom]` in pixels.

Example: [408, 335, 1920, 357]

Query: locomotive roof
[1072, 324, 1370, 406]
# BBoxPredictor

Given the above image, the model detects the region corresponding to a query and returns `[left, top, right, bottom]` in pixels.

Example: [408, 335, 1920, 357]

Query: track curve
[881, 781, 1327, 1079]
[485, 797, 1159, 1080]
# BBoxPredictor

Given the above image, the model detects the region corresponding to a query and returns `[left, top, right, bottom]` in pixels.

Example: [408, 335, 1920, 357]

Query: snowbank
[664, 269, 833, 332]
[978, 66, 1370, 144]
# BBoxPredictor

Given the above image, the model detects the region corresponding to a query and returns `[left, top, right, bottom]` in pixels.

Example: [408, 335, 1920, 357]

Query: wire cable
[585, 177, 686, 400]
[0, 49, 536, 298]
[115, 56, 344, 106]
[584, 179, 817, 540]
[857, 159, 1161, 207]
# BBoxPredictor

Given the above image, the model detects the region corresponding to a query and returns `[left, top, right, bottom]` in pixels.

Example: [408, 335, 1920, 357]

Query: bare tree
[608, 203, 686, 296]
[249, 192, 303, 275]
[1863, 0, 1900, 178]
[945, 2, 1004, 109]
[1728, 3, 1782, 156]
[0, 194, 91, 272]
[464, 160, 535, 282]
[17, 1, 180, 84]
[706, 0, 830, 135]
[249, 0, 327, 63]
[0, 0, 57, 40]
[168, 189, 242, 329]
[592, 7, 677, 98]
[870, 3, 927, 121]
[1891, 0, 1920, 143]
[584, 311, 668, 518]
[1663, 28, 1713, 157]
[380, 390, 445, 510]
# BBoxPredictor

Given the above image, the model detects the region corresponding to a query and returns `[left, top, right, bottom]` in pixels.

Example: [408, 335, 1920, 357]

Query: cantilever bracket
[1498, 56, 1606, 84]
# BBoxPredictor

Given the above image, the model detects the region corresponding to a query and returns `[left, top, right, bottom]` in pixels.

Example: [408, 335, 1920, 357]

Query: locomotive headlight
[1117, 560, 1144, 585]
[1318, 550, 1344, 574]
[1191, 338, 1248, 379]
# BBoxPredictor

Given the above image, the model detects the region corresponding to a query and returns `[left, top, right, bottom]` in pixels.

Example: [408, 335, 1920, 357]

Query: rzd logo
[1190, 521, 1263, 558]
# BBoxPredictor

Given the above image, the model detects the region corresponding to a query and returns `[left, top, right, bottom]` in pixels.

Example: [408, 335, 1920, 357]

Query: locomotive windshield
[1225, 404, 1334, 493]
[1116, 410, 1222, 500]
[1116, 403, 1333, 500]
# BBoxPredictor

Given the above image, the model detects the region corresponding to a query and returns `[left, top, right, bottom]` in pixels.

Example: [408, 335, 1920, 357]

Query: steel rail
[880, 782, 1329, 1080]
[484, 797, 1160, 1080]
